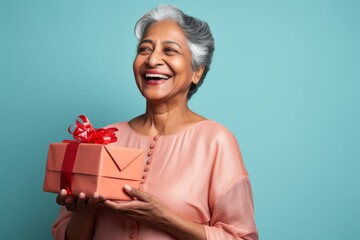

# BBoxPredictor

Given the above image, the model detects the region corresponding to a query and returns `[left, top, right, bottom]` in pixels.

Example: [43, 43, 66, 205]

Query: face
[133, 20, 203, 103]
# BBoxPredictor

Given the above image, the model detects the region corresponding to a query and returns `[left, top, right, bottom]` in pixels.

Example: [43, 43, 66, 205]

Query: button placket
[128, 222, 137, 239]
[138, 135, 159, 191]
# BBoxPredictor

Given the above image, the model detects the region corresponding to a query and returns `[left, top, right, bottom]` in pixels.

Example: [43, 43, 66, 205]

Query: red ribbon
[60, 142, 80, 195]
[60, 115, 118, 194]
[68, 115, 118, 144]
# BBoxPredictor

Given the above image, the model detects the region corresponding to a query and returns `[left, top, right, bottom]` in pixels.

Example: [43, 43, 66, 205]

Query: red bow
[68, 115, 118, 144]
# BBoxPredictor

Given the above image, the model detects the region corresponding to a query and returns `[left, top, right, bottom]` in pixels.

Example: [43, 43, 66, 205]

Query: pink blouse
[52, 120, 258, 239]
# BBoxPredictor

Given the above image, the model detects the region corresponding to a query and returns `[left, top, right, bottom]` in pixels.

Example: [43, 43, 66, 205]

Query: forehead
[142, 20, 188, 44]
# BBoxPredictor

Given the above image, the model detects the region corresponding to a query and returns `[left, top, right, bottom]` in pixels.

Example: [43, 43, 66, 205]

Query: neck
[143, 99, 192, 135]
[130, 96, 203, 136]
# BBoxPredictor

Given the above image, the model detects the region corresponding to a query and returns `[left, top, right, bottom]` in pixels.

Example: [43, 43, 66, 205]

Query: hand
[56, 189, 105, 214]
[101, 185, 169, 224]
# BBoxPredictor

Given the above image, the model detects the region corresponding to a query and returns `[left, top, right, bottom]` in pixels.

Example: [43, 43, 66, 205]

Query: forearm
[65, 212, 96, 240]
[155, 210, 206, 240]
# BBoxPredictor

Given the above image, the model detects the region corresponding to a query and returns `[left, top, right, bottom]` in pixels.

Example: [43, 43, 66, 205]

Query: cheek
[175, 60, 194, 82]
[133, 57, 143, 88]
[133, 56, 141, 73]
[171, 58, 191, 74]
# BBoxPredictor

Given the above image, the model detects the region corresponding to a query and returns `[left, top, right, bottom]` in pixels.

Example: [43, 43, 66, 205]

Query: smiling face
[133, 20, 203, 103]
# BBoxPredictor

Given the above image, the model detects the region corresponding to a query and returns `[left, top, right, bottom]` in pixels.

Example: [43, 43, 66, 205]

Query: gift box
[43, 142, 144, 200]
[43, 115, 144, 200]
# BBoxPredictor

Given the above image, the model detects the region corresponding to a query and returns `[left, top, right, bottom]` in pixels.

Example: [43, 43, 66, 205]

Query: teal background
[1, 0, 359, 239]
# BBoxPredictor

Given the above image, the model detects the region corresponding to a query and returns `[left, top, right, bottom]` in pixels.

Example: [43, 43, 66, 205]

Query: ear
[192, 66, 205, 85]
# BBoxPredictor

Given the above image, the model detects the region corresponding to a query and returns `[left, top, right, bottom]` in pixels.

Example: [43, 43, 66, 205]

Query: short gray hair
[134, 5, 215, 99]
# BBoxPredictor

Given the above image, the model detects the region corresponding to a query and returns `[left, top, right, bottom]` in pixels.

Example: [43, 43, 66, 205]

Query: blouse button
[146, 159, 152, 165]
[147, 151, 153, 157]
[142, 174, 147, 179]
[139, 186, 144, 191]
[130, 232, 136, 238]
[153, 135, 159, 141]
[149, 143, 155, 149]
[144, 166, 150, 172]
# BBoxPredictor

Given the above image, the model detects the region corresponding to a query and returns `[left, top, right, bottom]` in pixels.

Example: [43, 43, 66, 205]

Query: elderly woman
[53, 5, 258, 240]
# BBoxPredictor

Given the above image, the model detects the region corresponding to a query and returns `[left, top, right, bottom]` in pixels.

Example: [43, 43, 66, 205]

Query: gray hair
[134, 5, 215, 99]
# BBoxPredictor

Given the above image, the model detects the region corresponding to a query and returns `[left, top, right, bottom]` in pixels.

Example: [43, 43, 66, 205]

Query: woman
[53, 5, 258, 240]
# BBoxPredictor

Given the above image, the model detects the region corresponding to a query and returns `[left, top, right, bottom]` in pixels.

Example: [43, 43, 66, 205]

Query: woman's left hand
[101, 185, 169, 224]
[102, 184, 206, 240]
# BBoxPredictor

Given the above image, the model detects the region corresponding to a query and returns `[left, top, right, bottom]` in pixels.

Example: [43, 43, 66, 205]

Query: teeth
[145, 73, 170, 79]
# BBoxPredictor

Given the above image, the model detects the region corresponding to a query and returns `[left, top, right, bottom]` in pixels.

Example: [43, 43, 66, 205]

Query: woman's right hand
[56, 190, 104, 240]
[56, 189, 105, 214]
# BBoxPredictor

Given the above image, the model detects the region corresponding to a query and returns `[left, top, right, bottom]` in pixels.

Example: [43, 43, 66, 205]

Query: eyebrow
[139, 39, 183, 49]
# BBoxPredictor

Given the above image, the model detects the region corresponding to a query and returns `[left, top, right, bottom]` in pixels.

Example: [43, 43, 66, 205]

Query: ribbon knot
[68, 115, 118, 144]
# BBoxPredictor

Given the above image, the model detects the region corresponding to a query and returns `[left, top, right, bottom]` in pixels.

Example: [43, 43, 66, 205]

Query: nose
[147, 49, 163, 67]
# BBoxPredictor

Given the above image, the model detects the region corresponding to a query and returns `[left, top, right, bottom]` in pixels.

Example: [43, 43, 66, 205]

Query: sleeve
[52, 206, 72, 240]
[204, 128, 258, 240]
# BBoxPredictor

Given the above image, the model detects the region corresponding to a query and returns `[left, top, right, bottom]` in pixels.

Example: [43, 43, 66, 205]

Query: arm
[101, 181, 258, 240]
[201, 127, 258, 239]
[101, 184, 206, 240]
[53, 190, 104, 240]
[156, 209, 206, 240]
[204, 176, 258, 240]
[65, 212, 96, 240]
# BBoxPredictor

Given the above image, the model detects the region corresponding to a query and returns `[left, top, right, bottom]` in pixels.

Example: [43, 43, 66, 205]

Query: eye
[138, 46, 152, 55]
[163, 47, 178, 55]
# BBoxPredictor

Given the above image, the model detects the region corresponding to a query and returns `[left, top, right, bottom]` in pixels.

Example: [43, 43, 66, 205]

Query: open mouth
[144, 73, 171, 81]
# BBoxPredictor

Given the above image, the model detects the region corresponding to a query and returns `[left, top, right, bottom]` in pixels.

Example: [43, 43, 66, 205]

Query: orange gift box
[43, 143, 144, 200]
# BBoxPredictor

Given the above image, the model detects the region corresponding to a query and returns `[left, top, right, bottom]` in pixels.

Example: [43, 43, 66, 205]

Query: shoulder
[196, 121, 249, 179]
[105, 121, 128, 129]
[104, 121, 132, 137]
[192, 120, 238, 144]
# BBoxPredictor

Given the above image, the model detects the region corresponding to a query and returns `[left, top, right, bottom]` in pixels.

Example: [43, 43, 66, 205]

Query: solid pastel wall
[1, 0, 359, 239]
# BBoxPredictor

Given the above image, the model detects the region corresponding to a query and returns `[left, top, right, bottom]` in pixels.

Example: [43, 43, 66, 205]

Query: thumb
[123, 184, 151, 202]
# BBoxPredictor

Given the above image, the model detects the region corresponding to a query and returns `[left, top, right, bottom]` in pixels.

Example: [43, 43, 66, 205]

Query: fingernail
[60, 189, 67, 195]
[124, 184, 132, 192]
[79, 192, 85, 198]
[93, 192, 99, 198]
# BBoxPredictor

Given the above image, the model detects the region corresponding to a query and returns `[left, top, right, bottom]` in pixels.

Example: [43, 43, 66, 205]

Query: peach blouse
[52, 120, 258, 239]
